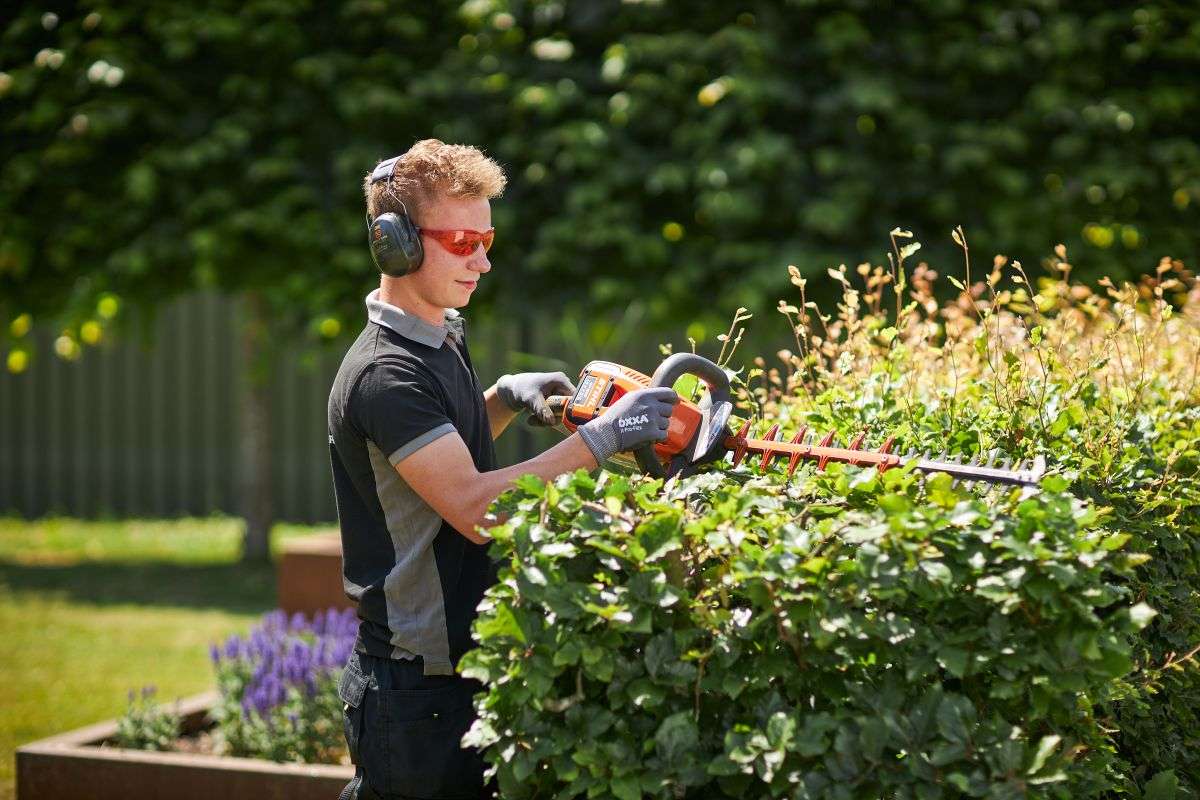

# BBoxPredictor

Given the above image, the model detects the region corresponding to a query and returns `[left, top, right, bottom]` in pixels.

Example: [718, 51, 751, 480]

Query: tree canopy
[2, 0, 1197, 353]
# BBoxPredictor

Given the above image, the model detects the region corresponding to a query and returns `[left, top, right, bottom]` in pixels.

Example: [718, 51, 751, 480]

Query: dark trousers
[337, 650, 492, 800]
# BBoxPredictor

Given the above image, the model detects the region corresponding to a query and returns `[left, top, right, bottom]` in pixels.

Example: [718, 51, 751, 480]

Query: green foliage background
[2, 0, 1198, 342]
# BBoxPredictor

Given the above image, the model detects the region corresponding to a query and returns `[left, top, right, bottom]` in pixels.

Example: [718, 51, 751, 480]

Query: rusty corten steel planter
[277, 532, 354, 617]
[16, 692, 354, 800]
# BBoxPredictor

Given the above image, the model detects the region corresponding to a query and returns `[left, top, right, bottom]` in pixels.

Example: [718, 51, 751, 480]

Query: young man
[328, 139, 678, 800]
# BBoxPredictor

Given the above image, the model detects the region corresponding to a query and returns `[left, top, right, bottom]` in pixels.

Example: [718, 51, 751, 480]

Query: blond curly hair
[364, 139, 507, 225]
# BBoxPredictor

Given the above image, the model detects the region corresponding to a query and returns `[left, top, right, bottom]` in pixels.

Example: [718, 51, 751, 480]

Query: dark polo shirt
[328, 290, 497, 676]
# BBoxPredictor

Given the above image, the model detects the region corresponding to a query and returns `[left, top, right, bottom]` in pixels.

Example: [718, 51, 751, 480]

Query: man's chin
[449, 284, 478, 307]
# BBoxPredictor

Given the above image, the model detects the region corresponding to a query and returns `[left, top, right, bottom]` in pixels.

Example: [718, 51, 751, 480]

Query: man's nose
[470, 249, 491, 274]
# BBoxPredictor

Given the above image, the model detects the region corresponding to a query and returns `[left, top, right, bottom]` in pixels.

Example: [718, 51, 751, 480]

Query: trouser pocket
[381, 680, 485, 799]
[338, 655, 371, 765]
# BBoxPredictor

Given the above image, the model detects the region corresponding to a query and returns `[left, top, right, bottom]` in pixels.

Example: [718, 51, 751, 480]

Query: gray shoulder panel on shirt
[387, 422, 457, 466]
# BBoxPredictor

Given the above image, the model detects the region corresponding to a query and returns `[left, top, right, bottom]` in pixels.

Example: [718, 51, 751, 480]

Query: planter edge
[16, 690, 353, 800]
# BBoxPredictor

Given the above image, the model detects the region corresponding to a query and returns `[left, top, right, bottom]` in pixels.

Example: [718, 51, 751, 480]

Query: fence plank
[0, 292, 585, 524]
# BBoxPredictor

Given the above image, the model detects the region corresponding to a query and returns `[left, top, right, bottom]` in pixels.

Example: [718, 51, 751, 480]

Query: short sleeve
[351, 360, 457, 466]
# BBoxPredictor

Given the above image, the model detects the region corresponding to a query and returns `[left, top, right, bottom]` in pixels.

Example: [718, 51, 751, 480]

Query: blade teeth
[759, 424, 782, 472]
[817, 431, 836, 470]
[876, 435, 899, 472]
[731, 420, 752, 468]
[786, 427, 809, 476]
[731, 429, 1041, 487]
[1030, 454, 1047, 480]
[847, 432, 865, 465]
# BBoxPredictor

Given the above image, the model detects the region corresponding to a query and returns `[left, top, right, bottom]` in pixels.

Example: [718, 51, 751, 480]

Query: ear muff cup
[367, 211, 424, 277]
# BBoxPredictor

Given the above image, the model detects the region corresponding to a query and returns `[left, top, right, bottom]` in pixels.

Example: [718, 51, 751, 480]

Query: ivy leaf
[1144, 770, 1178, 800]
[610, 775, 641, 800]
[936, 694, 976, 744]
[553, 639, 582, 667]
[1026, 734, 1060, 774]
[1129, 602, 1158, 630]
[475, 603, 526, 644]
[975, 576, 1016, 604]
[513, 474, 546, 495]
[937, 646, 969, 678]
[644, 633, 680, 680]
[655, 711, 699, 763]
[921, 560, 953, 586]
[766, 712, 796, 748]
[794, 714, 836, 757]
[636, 512, 683, 562]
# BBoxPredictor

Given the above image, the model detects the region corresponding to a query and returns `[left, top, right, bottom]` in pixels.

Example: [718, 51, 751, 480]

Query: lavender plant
[115, 685, 181, 751]
[209, 607, 358, 764]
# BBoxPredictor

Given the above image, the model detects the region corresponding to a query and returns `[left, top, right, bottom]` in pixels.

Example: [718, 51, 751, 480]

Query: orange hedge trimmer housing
[548, 353, 1045, 487]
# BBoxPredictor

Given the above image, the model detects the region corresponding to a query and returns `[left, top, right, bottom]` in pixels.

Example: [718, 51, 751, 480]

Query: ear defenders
[366, 156, 424, 276]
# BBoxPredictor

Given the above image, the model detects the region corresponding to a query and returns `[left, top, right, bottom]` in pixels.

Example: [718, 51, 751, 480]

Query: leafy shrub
[208, 608, 357, 764]
[115, 685, 181, 752]
[464, 468, 1145, 799]
[464, 243, 1199, 798]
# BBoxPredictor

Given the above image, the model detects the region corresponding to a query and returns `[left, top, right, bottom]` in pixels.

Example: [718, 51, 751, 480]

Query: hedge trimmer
[545, 353, 1046, 487]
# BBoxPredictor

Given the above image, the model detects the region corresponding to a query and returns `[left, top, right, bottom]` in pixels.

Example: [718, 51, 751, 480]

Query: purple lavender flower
[212, 607, 358, 721]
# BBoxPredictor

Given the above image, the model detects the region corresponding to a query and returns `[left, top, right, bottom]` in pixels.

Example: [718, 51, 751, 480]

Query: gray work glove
[577, 387, 679, 465]
[496, 371, 577, 426]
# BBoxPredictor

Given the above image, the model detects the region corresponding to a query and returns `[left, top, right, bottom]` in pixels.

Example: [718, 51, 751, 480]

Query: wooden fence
[0, 292, 554, 524]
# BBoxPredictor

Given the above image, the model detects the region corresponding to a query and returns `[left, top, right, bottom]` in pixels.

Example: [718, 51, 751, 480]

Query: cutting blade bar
[726, 426, 1046, 487]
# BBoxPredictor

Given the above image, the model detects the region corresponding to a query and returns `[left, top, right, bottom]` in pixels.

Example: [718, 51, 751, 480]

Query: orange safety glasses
[420, 227, 495, 257]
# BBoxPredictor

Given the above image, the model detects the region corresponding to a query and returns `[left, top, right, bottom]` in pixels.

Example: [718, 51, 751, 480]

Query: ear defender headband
[366, 156, 424, 276]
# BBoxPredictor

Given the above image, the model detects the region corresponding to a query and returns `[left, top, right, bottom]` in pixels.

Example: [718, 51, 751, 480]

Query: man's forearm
[469, 433, 598, 537]
[483, 383, 518, 439]
[397, 387, 673, 545]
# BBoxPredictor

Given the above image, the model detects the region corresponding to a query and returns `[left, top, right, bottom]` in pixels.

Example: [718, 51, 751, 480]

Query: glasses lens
[449, 232, 476, 256]
[426, 229, 495, 256]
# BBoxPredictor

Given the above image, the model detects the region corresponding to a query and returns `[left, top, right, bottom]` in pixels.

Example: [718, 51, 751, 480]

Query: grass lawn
[0, 516, 336, 800]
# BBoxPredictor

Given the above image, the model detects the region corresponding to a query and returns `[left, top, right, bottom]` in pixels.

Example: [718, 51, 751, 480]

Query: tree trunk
[239, 291, 273, 563]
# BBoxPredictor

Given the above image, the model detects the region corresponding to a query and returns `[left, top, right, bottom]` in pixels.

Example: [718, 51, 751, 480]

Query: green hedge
[463, 254, 1199, 798]
[464, 467, 1146, 798]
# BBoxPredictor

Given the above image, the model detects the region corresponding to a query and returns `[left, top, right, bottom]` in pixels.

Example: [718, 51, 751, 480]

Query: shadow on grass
[0, 560, 277, 615]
